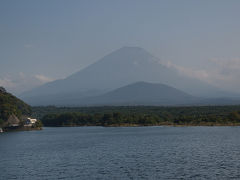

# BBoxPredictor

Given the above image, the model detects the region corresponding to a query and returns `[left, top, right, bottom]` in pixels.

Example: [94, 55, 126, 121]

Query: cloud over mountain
[0, 73, 55, 95]
[158, 57, 240, 93]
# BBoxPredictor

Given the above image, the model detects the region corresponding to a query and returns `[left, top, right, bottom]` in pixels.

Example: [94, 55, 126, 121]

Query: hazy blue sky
[1, 0, 240, 94]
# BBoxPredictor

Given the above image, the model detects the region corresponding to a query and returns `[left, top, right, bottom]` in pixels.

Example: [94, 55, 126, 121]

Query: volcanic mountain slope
[20, 47, 238, 105]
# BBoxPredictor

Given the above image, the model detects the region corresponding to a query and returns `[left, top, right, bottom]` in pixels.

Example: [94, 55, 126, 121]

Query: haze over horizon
[1, 0, 240, 95]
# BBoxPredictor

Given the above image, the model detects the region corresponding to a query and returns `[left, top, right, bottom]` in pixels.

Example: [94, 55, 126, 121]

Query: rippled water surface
[1, 126, 240, 179]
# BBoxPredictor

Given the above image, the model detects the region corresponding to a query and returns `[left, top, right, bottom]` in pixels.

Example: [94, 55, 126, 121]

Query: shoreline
[2, 124, 240, 132]
[1, 126, 42, 133]
[42, 123, 240, 128]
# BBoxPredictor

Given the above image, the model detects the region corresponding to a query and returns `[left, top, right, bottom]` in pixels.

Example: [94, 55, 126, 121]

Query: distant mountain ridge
[77, 81, 199, 106]
[20, 47, 240, 106]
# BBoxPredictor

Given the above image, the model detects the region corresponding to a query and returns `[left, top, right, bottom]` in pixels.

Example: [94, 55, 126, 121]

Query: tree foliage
[39, 106, 240, 127]
[0, 89, 32, 127]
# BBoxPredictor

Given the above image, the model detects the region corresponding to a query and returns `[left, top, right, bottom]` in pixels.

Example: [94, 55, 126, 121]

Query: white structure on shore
[24, 117, 37, 127]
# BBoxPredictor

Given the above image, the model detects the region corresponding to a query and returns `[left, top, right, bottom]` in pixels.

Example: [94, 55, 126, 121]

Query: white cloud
[209, 57, 240, 70]
[159, 58, 240, 92]
[19, 72, 25, 79]
[34, 74, 54, 83]
[0, 73, 55, 95]
[161, 60, 210, 81]
[0, 78, 16, 88]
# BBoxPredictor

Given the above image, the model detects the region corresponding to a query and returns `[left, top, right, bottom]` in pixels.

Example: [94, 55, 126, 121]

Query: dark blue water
[1, 126, 240, 179]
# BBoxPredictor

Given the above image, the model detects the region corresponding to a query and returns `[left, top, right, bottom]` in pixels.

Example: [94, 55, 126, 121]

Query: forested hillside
[0, 87, 32, 127]
[36, 106, 240, 126]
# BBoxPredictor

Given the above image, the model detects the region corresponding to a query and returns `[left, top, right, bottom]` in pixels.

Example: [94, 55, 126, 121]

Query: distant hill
[20, 47, 240, 106]
[0, 87, 31, 127]
[65, 82, 200, 106]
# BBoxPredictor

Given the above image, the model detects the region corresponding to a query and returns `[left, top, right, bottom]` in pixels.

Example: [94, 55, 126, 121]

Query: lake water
[1, 126, 240, 179]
